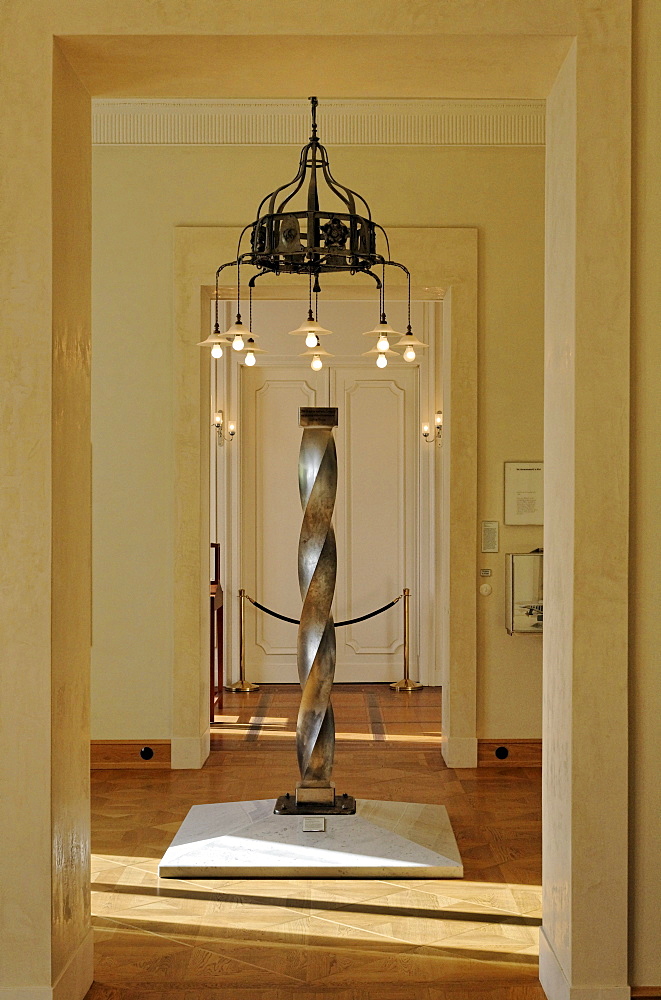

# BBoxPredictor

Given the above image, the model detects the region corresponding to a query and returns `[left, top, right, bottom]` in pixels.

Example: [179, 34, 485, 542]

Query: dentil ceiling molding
[92, 98, 545, 147]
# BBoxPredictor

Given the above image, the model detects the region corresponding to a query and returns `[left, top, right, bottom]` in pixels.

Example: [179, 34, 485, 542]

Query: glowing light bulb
[376, 353, 388, 368]
[376, 334, 390, 352]
[232, 334, 244, 351]
[211, 344, 223, 359]
[228, 422, 236, 438]
[305, 332, 318, 348]
[403, 346, 416, 362]
[422, 423, 430, 438]
[311, 355, 323, 371]
[245, 351, 256, 367]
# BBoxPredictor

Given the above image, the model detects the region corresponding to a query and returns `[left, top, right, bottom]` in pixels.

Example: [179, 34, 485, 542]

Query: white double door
[240, 363, 419, 683]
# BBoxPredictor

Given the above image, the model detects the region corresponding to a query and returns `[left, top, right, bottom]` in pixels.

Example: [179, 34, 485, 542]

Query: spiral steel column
[294, 408, 338, 806]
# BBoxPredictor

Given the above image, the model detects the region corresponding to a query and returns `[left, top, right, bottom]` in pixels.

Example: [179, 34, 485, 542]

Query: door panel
[240, 363, 418, 683]
[241, 367, 327, 681]
[332, 367, 418, 682]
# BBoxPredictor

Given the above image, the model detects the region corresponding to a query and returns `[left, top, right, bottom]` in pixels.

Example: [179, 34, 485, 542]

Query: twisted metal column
[274, 406, 355, 815]
[294, 409, 338, 805]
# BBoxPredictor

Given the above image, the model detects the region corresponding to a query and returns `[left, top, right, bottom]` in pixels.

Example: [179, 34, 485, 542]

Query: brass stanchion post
[224, 588, 260, 693]
[390, 587, 423, 692]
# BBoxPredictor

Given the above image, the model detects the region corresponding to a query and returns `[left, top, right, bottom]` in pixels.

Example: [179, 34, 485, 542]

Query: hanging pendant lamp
[200, 98, 422, 367]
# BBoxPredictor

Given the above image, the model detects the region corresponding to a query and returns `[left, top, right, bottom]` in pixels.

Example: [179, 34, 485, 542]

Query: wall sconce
[422, 411, 443, 443]
[213, 411, 236, 445]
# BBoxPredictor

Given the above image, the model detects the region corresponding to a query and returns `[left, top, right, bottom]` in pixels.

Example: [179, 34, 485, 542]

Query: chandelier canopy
[248, 96, 378, 287]
[201, 97, 426, 370]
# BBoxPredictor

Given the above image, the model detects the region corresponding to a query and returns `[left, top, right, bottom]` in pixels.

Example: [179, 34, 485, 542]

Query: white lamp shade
[299, 344, 334, 358]
[361, 320, 403, 338]
[393, 331, 428, 349]
[225, 321, 258, 339]
[361, 345, 399, 358]
[288, 318, 333, 337]
[197, 332, 231, 347]
[241, 338, 267, 354]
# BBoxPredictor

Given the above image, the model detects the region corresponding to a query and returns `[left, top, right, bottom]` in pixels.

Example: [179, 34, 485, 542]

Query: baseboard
[0, 989, 54, 998]
[540, 928, 631, 1000]
[0, 929, 93, 999]
[441, 735, 477, 768]
[171, 730, 210, 769]
[53, 930, 94, 1000]
[90, 739, 171, 768]
[631, 991, 661, 998]
[477, 738, 542, 767]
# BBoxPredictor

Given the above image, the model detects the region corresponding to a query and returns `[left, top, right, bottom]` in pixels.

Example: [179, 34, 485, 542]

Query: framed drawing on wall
[504, 462, 544, 525]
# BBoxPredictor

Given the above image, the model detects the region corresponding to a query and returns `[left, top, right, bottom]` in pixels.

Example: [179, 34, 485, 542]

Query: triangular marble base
[158, 798, 463, 879]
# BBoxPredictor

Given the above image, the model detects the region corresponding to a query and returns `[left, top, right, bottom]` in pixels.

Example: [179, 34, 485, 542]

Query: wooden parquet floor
[212, 683, 444, 746]
[86, 685, 544, 1000]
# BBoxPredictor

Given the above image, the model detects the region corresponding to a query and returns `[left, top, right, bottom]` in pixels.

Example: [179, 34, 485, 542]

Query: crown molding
[92, 98, 545, 147]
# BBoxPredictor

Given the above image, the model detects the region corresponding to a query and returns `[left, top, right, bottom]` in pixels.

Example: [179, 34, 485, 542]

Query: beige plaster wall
[541, 42, 577, 985]
[0, 27, 56, 991]
[0, 2, 640, 995]
[51, 43, 94, 988]
[630, 0, 661, 985]
[0, 39, 93, 993]
[91, 142, 545, 742]
[541, 1, 632, 989]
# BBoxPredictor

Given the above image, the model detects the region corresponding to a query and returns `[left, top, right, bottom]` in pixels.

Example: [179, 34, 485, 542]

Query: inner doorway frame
[211, 294, 440, 689]
[173, 225, 478, 770]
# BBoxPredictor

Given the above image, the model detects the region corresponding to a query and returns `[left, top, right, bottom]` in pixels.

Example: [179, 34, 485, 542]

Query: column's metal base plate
[224, 681, 260, 693]
[390, 678, 423, 691]
[274, 793, 356, 815]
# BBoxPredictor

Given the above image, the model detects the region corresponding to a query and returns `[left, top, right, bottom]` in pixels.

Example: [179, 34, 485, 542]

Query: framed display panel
[504, 462, 543, 525]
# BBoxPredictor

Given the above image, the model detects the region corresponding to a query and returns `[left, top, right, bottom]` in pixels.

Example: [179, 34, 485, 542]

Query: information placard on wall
[504, 462, 544, 525]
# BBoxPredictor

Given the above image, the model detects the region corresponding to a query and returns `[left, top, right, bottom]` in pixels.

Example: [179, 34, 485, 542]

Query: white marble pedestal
[158, 798, 463, 879]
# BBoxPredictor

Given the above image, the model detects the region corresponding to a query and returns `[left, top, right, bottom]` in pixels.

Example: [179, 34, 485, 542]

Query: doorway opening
[209, 294, 442, 725]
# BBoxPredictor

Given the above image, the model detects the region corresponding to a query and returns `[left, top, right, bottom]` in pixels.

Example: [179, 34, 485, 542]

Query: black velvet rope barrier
[245, 593, 402, 628]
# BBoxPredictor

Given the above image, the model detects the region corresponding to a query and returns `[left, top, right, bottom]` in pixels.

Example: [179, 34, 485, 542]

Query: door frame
[174, 226, 478, 767]
[213, 299, 440, 687]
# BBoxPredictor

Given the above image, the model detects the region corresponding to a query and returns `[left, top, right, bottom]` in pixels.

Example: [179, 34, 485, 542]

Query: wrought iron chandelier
[199, 97, 427, 369]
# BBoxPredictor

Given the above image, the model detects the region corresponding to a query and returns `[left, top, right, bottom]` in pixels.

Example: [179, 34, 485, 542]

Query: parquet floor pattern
[212, 683, 443, 746]
[86, 685, 544, 1000]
